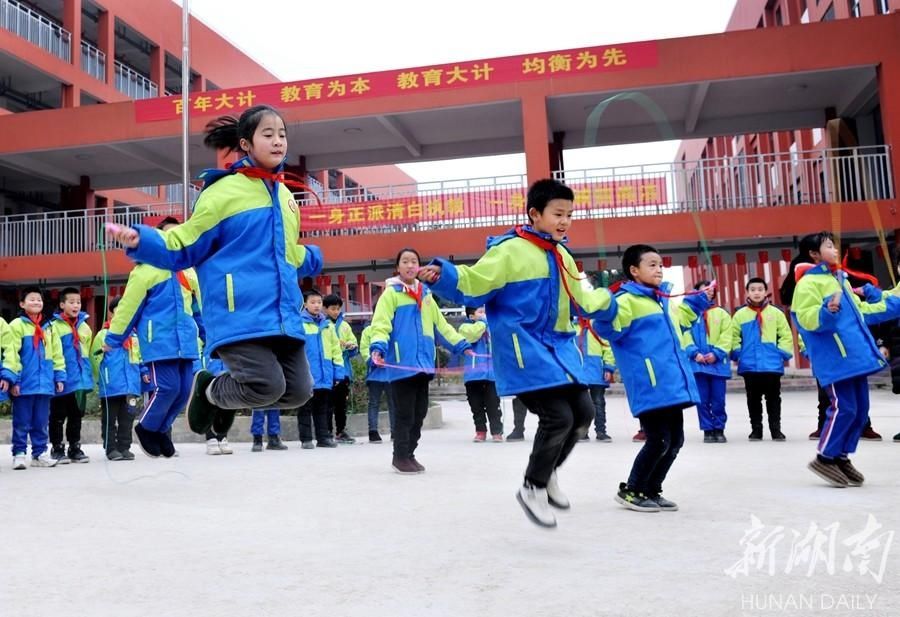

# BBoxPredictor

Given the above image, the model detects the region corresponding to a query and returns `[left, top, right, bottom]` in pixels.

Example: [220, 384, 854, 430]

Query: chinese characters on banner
[134, 41, 658, 122]
[297, 178, 667, 232]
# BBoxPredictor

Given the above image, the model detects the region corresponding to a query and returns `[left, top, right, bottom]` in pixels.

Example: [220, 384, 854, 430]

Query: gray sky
[181, 0, 736, 181]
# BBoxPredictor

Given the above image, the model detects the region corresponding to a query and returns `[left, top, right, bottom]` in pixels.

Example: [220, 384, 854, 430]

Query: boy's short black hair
[323, 294, 343, 309]
[465, 306, 480, 318]
[20, 286, 42, 302]
[157, 216, 180, 229]
[746, 277, 768, 290]
[526, 179, 574, 221]
[109, 296, 122, 313]
[694, 280, 712, 291]
[303, 289, 323, 302]
[59, 286, 80, 303]
[621, 244, 660, 281]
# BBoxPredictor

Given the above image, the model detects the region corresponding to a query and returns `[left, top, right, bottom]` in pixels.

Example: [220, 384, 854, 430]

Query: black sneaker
[579, 433, 590, 441]
[266, 435, 288, 450]
[649, 493, 679, 511]
[807, 457, 850, 488]
[615, 482, 661, 512]
[506, 430, 525, 442]
[771, 430, 786, 441]
[369, 430, 383, 443]
[748, 429, 763, 441]
[703, 431, 716, 443]
[187, 370, 219, 434]
[134, 424, 161, 458]
[106, 450, 124, 461]
[157, 431, 176, 458]
[50, 445, 71, 465]
[715, 430, 727, 443]
[120, 449, 135, 461]
[409, 456, 425, 473]
[336, 431, 356, 444]
[252, 435, 264, 452]
[893, 432, 900, 442]
[67, 444, 90, 463]
[836, 458, 865, 486]
[317, 438, 338, 448]
[595, 433, 612, 442]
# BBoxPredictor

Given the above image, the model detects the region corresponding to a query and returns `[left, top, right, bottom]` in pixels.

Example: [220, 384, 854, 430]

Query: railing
[80, 40, 105, 81]
[114, 61, 158, 100]
[0, 203, 180, 258]
[0, 0, 71, 61]
[164, 183, 201, 206]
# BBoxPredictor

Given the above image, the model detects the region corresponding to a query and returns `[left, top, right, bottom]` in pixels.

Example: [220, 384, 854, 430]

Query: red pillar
[98, 9, 115, 86]
[63, 0, 81, 69]
[877, 58, 900, 200]
[150, 45, 165, 95]
[338, 274, 349, 303]
[521, 93, 552, 184]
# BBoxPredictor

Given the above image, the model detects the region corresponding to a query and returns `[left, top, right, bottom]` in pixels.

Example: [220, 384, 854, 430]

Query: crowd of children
[4, 103, 898, 529]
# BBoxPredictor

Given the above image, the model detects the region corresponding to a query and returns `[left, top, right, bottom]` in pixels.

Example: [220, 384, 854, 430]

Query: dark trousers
[331, 378, 350, 433]
[366, 381, 396, 432]
[518, 385, 593, 488]
[627, 406, 685, 495]
[297, 388, 333, 443]
[211, 336, 313, 410]
[100, 396, 135, 453]
[391, 374, 430, 458]
[590, 385, 608, 435]
[743, 372, 782, 432]
[49, 392, 83, 447]
[511, 397, 529, 433]
[465, 380, 502, 434]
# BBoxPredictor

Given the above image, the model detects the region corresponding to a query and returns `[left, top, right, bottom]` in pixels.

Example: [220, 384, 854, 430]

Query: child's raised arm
[123, 196, 222, 271]
[421, 247, 512, 307]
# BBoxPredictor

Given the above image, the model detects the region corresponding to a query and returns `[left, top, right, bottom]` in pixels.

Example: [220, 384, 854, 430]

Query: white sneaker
[546, 471, 570, 510]
[13, 454, 27, 470]
[218, 438, 233, 455]
[31, 453, 59, 468]
[205, 438, 222, 455]
[516, 484, 557, 528]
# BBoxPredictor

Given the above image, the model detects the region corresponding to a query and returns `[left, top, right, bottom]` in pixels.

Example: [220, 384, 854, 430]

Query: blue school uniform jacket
[593, 281, 701, 416]
[301, 309, 343, 390]
[369, 280, 470, 382]
[91, 327, 146, 397]
[458, 317, 494, 383]
[680, 304, 733, 379]
[0, 317, 11, 403]
[426, 226, 613, 396]
[106, 263, 200, 363]
[332, 314, 359, 381]
[48, 311, 94, 395]
[1, 315, 66, 396]
[359, 325, 389, 383]
[730, 302, 794, 375]
[575, 323, 616, 387]
[125, 156, 323, 356]
[791, 263, 900, 387]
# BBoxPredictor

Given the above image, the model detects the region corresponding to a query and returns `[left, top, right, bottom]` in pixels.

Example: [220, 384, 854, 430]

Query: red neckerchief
[703, 309, 712, 336]
[63, 314, 82, 361]
[176, 271, 192, 293]
[746, 300, 768, 327]
[103, 321, 132, 350]
[27, 314, 45, 350]
[233, 167, 322, 205]
[401, 280, 423, 309]
[834, 256, 879, 286]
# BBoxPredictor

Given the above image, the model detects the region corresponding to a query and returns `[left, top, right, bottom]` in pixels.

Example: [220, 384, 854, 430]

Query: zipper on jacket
[511, 333, 525, 369]
[833, 333, 848, 358]
[394, 341, 401, 362]
[225, 273, 235, 312]
[644, 358, 657, 387]
[146, 320, 153, 343]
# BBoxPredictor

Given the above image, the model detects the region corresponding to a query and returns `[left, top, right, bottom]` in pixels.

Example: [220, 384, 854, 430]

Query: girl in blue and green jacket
[106, 105, 323, 439]
[459, 306, 503, 441]
[791, 231, 900, 488]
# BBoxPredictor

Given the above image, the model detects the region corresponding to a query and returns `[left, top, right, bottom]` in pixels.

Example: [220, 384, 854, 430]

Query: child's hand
[603, 370, 613, 383]
[0, 380, 8, 393]
[827, 292, 842, 313]
[880, 346, 890, 359]
[463, 349, 476, 357]
[417, 265, 441, 283]
[102, 343, 112, 352]
[371, 351, 384, 366]
[694, 353, 707, 364]
[704, 352, 716, 364]
[11, 384, 20, 397]
[142, 374, 151, 384]
[105, 222, 140, 249]
[56, 382, 64, 393]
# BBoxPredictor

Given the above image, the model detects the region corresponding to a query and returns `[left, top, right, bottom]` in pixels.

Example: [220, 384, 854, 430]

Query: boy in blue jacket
[593, 245, 706, 513]
[324, 294, 359, 444]
[419, 179, 614, 528]
[91, 296, 149, 461]
[575, 318, 616, 442]
[48, 287, 94, 463]
[1, 288, 66, 469]
[459, 306, 503, 442]
[297, 290, 343, 449]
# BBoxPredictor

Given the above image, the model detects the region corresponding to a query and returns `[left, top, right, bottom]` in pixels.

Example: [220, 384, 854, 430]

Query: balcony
[0, 146, 893, 258]
[80, 40, 105, 82]
[0, 0, 71, 62]
[114, 61, 157, 100]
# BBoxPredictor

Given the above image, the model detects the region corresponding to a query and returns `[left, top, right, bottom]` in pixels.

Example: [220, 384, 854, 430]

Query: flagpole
[181, 0, 191, 220]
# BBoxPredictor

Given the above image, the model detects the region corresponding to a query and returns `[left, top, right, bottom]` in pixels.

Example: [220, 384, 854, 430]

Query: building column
[98, 9, 115, 87]
[61, 84, 80, 108]
[191, 73, 207, 93]
[63, 0, 81, 69]
[150, 45, 165, 94]
[521, 93, 552, 184]
[877, 58, 900, 201]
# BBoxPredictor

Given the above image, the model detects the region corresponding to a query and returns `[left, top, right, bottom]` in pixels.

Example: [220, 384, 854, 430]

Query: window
[876, 0, 889, 14]
[822, 2, 836, 20]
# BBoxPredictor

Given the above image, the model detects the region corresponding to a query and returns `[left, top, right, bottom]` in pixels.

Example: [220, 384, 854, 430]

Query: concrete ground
[2, 390, 898, 617]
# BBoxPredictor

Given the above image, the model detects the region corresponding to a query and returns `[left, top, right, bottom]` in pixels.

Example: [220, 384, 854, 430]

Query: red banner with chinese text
[135, 41, 658, 123]
[298, 178, 667, 231]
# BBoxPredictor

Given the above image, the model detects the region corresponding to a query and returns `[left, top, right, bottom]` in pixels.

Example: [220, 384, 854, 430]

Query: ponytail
[202, 105, 285, 153]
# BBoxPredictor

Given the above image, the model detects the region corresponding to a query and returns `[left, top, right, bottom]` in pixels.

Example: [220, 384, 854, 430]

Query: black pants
[466, 380, 502, 434]
[100, 396, 134, 453]
[297, 388, 333, 443]
[331, 378, 350, 434]
[50, 392, 83, 447]
[816, 379, 872, 432]
[511, 397, 529, 433]
[211, 336, 314, 410]
[627, 406, 684, 495]
[743, 372, 782, 432]
[518, 385, 593, 488]
[391, 374, 430, 458]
